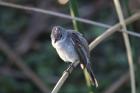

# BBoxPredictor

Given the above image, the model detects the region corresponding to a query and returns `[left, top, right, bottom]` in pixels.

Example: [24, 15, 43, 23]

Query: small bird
[51, 26, 98, 87]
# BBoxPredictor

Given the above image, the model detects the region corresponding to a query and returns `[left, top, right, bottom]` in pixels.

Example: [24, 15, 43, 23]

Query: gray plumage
[51, 26, 98, 87]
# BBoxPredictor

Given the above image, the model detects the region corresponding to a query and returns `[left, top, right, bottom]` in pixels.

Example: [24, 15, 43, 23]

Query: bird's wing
[69, 31, 90, 68]
[69, 31, 98, 87]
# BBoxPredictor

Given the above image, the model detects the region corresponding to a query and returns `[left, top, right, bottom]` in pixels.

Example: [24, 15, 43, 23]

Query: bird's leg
[64, 62, 75, 74]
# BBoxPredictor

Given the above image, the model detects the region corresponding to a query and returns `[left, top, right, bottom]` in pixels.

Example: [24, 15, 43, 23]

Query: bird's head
[51, 26, 66, 43]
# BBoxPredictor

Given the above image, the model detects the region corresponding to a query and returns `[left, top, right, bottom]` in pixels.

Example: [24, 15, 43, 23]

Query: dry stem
[114, 0, 136, 93]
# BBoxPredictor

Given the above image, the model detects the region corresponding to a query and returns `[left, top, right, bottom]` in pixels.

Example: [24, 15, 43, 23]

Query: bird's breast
[55, 41, 79, 63]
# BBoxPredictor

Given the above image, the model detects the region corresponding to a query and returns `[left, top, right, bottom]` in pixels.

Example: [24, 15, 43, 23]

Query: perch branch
[51, 62, 79, 93]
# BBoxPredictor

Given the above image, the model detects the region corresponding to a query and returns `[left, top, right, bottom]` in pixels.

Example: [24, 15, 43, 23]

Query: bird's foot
[64, 63, 75, 74]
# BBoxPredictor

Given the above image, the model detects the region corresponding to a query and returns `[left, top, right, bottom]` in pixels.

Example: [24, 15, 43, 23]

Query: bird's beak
[54, 36, 59, 43]
[54, 38, 57, 43]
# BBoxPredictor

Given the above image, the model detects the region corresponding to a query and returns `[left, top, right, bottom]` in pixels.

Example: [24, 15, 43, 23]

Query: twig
[89, 12, 140, 51]
[51, 72, 69, 93]
[51, 13, 140, 93]
[114, 0, 136, 93]
[0, 39, 50, 93]
[0, 1, 140, 38]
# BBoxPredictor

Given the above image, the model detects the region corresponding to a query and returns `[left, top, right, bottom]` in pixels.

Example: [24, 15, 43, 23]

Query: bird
[51, 26, 98, 87]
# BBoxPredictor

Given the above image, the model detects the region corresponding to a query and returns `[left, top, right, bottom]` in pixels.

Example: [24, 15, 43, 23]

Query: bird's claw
[63, 63, 75, 74]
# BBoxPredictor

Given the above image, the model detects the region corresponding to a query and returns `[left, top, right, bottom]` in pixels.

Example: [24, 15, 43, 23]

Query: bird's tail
[81, 63, 98, 87]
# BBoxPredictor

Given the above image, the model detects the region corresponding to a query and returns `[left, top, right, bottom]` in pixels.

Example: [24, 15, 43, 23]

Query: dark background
[0, 0, 140, 93]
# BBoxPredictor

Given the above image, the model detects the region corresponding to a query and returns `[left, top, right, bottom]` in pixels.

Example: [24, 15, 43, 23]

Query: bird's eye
[57, 27, 61, 31]
[60, 33, 62, 38]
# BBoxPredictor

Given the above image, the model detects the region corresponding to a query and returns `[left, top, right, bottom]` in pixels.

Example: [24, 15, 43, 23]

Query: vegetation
[0, 0, 140, 93]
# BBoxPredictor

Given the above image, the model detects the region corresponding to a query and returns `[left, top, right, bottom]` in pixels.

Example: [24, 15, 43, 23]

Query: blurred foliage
[0, 0, 140, 93]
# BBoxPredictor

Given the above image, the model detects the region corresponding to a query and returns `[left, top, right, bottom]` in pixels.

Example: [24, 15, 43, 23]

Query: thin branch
[89, 13, 140, 51]
[119, 29, 140, 37]
[0, 1, 110, 28]
[0, 39, 50, 93]
[114, 0, 136, 93]
[0, 1, 140, 38]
